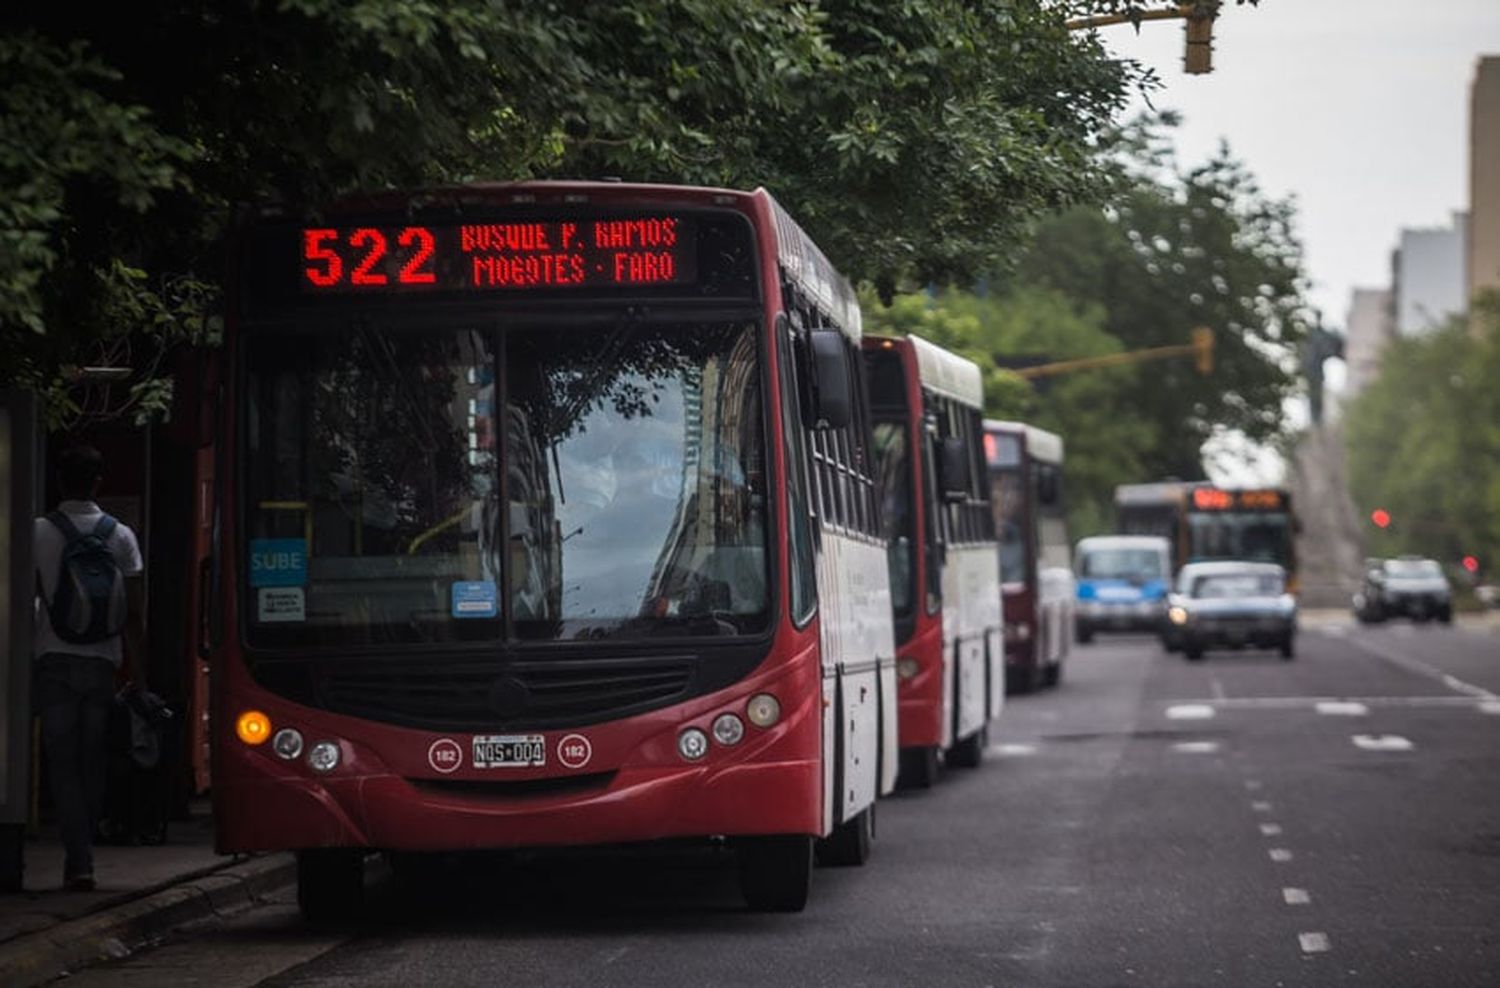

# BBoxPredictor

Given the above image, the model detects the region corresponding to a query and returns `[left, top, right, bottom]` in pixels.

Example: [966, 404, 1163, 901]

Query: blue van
[1073, 535, 1172, 643]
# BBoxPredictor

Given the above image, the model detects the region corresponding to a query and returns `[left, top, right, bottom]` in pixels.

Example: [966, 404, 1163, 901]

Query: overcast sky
[1102, 0, 1500, 331]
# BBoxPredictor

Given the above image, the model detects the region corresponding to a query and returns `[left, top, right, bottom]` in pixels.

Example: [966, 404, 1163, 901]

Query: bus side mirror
[807, 331, 852, 430]
[939, 436, 969, 501]
[168, 347, 220, 449]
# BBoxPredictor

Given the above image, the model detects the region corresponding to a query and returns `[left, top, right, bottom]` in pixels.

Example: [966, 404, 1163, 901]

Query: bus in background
[1184, 487, 1299, 593]
[1072, 535, 1172, 643]
[1114, 482, 1190, 572]
[865, 336, 1002, 787]
[206, 182, 898, 916]
[984, 421, 1073, 692]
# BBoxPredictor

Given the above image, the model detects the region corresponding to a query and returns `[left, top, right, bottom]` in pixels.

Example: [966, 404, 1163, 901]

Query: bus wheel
[1005, 666, 1034, 695]
[738, 836, 813, 912]
[297, 849, 364, 923]
[897, 746, 940, 789]
[1043, 659, 1062, 688]
[817, 805, 874, 867]
[947, 727, 985, 769]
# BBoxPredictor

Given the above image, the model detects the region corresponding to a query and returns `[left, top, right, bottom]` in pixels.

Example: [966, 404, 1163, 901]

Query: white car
[1166, 561, 1297, 661]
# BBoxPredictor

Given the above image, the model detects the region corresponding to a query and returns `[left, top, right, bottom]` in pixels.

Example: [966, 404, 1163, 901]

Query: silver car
[1166, 561, 1297, 661]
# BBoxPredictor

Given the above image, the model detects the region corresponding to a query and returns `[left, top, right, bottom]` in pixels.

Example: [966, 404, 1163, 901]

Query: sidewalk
[1299, 607, 1500, 631]
[0, 807, 293, 988]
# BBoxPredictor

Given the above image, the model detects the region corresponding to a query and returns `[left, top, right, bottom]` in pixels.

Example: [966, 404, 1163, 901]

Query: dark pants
[37, 653, 117, 880]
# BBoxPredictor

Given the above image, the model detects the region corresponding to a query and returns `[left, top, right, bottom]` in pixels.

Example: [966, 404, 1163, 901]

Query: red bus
[204, 182, 898, 916]
[864, 336, 1002, 787]
[984, 421, 1072, 693]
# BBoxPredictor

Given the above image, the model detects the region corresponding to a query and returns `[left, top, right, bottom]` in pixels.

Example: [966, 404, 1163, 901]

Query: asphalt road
[64, 617, 1500, 987]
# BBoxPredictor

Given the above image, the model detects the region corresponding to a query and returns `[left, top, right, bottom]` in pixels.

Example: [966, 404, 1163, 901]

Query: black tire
[897, 745, 940, 790]
[1184, 642, 1205, 662]
[738, 835, 813, 912]
[1279, 636, 1295, 660]
[1043, 658, 1062, 688]
[1076, 623, 1094, 645]
[1438, 607, 1453, 625]
[816, 805, 874, 867]
[296, 849, 365, 923]
[947, 726, 985, 769]
[1005, 665, 1034, 695]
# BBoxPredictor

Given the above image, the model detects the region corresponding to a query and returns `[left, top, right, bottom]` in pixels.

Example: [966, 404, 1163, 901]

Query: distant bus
[209, 181, 898, 917]
[984, 421, 1073, 692]
[1113, 483, 1298, 591]
[865, 335, 1002, 787]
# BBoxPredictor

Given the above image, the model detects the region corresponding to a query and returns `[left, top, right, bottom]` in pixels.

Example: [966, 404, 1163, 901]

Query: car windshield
[1191, 572, 1284, 598]
[244, 318, 768, 646]
[1386, 559, 1443, 578]
[1079, 547, 1164, 581]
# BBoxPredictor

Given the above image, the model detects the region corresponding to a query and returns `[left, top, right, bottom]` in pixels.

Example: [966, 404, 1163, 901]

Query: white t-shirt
[34, 500, 144, 666]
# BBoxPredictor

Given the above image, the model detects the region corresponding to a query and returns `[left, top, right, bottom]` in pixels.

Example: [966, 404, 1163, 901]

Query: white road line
[1210, 677, 1227, 701]
[1168, 695, 1487, 710]
[1283, 887, 1311, 906]
[1172, 741, 1221, 754]
[1481, 701, 1500, 715]
[1251, 801, 1273, 813]
[1269, 848, 1293, 862]
[1299, 932, 1331, 953]
[1245, 780, 1264, 791]
[1166, 704, 1216, 720]
[1260, 823, 1284, 836]
[992, 743, 1038, 756]
[1315, 701, 1368, 716]
[1342, 634, 1497, 698]
[1352, 734, 1415, 752]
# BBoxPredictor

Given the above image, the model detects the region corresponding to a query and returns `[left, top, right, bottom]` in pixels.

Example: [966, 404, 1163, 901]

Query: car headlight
[1168, 606, 1189, 626]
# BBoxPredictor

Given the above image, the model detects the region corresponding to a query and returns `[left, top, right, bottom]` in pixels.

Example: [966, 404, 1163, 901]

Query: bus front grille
[254, 655, 697, 732]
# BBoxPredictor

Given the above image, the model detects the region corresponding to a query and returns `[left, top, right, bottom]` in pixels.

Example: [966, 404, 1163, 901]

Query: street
[62, 618, 1500, 988]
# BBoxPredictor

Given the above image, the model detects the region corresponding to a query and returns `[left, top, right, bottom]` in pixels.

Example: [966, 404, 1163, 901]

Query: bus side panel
[817, 530, 893, 823]
[946, 543, 999, 741]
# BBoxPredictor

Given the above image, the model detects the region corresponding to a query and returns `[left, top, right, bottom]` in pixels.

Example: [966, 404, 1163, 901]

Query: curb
[0, 853, 295, 988]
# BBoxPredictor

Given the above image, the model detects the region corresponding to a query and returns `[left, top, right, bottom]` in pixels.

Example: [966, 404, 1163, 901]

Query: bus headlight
[746, 693, 781, 728]
[1168, 606, 1189, 626]
[712, 713, 745, 746]
[307, 741, 341, 773]
[272, 728, 304, 761]
[897, 658, 920, 680]
[678, 728, 709, 761]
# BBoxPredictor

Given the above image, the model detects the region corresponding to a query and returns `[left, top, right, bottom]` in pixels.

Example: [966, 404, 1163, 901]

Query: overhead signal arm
[1066, 2, 1221, 74]
[1011, 327, 1214, 381]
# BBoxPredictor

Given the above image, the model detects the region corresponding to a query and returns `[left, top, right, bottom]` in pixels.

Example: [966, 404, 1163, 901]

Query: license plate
[472, 734, 546, 768]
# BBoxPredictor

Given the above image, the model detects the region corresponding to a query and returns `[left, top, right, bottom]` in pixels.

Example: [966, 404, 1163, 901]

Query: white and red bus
[864, 336, 1002, 787]
[984, 421, 1072, 692]
[202, 182, 897, 916]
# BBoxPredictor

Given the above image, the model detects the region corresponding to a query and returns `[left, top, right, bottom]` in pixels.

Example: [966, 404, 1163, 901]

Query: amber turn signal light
[236, 710, 272, 745]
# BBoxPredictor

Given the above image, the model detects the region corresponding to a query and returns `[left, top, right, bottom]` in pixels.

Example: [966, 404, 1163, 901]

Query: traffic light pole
[1011, 327, 1214, 381]
[1066, 2, 1220, 74]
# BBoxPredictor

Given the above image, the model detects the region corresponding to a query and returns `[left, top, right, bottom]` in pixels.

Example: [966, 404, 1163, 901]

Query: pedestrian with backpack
[33, 445, 146, 891]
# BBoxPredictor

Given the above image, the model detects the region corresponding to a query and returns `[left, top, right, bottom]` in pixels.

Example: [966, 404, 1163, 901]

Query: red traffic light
[1462, 555, 1480, 574]
[1370, 509, 1391, 529]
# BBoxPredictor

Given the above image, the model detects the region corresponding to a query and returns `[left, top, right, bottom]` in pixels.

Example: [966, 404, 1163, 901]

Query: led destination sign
[1191, 488, 1288, 511]
[300, 216, 696, 293]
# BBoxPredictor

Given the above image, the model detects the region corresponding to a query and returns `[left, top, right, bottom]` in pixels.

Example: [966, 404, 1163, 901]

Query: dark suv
[1353, 557, 1453, 624]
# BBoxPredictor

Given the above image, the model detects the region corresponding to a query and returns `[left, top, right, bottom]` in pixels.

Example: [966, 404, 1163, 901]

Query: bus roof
[1114, 481, 1192, 506]
[1076, 534, 1170, 554]
[908, 335, 984, 408]
[984, 420, 1063, 464]
[766, 193, 862, 343]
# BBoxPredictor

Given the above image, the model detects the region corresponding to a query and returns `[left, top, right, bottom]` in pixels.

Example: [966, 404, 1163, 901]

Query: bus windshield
[244, 318, 768, 646]
[1188, 511, 1290, 566]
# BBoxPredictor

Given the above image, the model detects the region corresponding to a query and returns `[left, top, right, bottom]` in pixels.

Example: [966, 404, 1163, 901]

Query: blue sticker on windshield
[249, 539, 308, 588]
[451, 581, 498, 619]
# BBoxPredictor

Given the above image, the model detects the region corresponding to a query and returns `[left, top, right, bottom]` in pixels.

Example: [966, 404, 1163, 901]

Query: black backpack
[45, 511, 128, 644]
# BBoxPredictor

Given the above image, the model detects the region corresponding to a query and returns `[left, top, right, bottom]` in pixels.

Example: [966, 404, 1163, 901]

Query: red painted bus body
[985, 421, 1072, 694]
[207, 183, 896, 915]
[864, 336, 1003, 787]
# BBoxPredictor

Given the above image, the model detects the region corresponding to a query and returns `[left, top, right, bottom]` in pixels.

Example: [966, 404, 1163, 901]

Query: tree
[1010, 120, 1313, 481]
[3, 2, 1150, 424]
[1345, 296, 1500, 576]
[864, 286, 1154, 537]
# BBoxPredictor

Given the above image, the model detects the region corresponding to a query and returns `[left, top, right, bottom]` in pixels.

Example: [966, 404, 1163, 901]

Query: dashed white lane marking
[1482, 701, 1500, 715]
[1315, 701, 1368, 716]
[1283, 887, 1311, 905]
[1166, 704, 1216, 720]
[1269, 848, 1294, 862]
[1210, 677, 1227, 701]
[1245, 780, 1264, 791]
[1172, 741, 1220, 754]
[1352, 734, 1415, 751]
[1299, 932, 1331, 953]
[992, 743, 1038, 756]
[1260, 823, 1284, 836]
[1169, 695, 1487, 710]
[1251, 801, 1273, 813]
